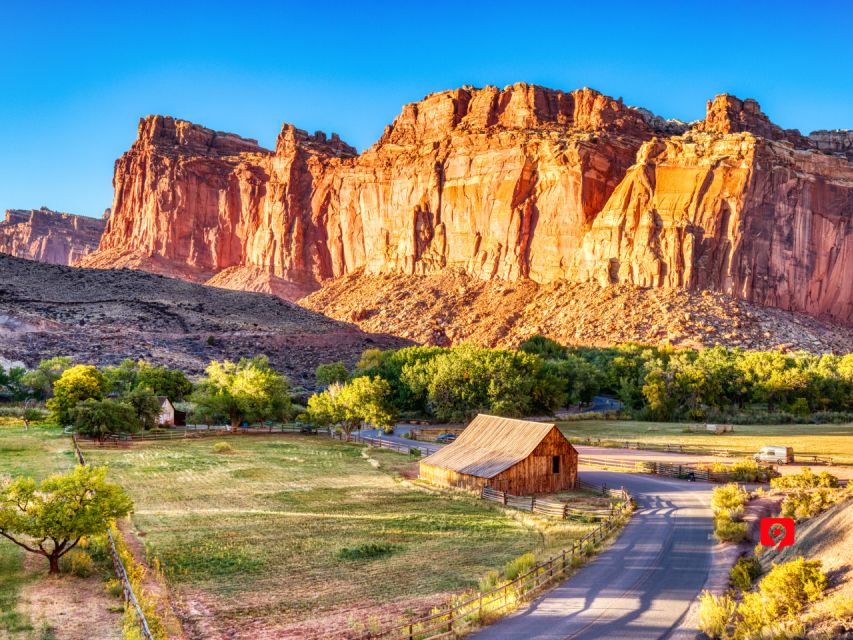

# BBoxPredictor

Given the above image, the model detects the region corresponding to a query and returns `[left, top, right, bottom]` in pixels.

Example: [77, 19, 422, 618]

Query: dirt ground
[18, 554, 122, 640]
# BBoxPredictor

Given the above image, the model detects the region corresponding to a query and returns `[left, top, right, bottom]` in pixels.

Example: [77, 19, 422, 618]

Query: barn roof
[420, 414, 562, 479]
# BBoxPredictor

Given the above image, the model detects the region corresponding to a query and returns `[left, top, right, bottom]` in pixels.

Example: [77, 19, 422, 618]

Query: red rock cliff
[81, 85, 853, 326]
[0, 208, 106, 265]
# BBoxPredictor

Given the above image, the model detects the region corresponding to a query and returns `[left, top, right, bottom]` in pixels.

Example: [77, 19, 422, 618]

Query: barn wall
[488, 428, 577, 494]
[418, 463, 488, 492]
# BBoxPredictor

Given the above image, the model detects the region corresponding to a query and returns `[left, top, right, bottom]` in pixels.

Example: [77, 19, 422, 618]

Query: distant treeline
[318, 337, 853, 423]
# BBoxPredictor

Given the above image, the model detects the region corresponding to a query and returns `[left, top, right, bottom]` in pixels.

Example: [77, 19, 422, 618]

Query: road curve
[469, 470, 715, 640]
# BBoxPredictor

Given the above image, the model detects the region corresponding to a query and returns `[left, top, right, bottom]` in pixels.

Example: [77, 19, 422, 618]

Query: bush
[698, 590, 736, 639]
[478, 570, 501, 593]
[212, 441, 235, 454]
[714, 516, 748, 543]
[759, 557, 827, 617]
[503, 552, 537, 581]
[59, 549, 94, 577]
[709, 459, 774, 483]
[771, 467, 839, 490]
[336, 542, 399, 561]
[711, 483, 749, 517]
[730, 556, 762, 591]
[780, 488, 837, 521]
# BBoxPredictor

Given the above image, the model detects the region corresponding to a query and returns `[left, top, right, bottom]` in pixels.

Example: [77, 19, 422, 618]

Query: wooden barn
[418, 415, 577, 494]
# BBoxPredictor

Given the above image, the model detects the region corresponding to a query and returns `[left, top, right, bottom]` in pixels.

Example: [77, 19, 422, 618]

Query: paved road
[469, 470, 715, 640]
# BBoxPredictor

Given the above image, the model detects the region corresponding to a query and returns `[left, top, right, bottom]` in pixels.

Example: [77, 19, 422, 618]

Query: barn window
[552, 456, 560, 474]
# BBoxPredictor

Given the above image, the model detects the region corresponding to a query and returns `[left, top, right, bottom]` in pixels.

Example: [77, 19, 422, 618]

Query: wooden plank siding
[419, 419, 577, 495]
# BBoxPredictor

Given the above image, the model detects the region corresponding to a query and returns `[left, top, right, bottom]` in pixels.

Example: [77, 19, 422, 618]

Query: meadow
[84, 435, 599, 639]
[558, 420, 853, 463]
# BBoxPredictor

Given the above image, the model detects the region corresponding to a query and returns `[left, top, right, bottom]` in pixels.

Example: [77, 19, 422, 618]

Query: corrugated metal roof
[420, 414, 559, 479]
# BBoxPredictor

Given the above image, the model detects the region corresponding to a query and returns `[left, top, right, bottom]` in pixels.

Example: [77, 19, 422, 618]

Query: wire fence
[71, 435, 155, 640]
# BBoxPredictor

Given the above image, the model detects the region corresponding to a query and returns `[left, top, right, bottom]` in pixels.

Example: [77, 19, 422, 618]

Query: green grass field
[83, 435, 598, 638]
[557, 420, 853, 463]
[0, 423, 74, 638]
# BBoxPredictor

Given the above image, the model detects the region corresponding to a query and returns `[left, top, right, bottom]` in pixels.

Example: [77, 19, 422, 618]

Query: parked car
[753, 446, 794, 464]
[436, 433, 457, 444]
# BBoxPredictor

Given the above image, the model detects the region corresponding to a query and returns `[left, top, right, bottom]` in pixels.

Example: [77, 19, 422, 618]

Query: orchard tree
[0, 465, 133, 574]
[71, 398, 140, 440]
[46, 365, 108, 425]
[191, 356, 291, 428]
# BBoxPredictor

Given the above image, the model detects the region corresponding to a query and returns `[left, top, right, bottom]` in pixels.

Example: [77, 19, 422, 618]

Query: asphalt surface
[470, 470, 715, 640]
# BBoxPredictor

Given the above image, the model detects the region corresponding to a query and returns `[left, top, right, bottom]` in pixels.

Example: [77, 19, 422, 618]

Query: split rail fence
[71, 435, 155, 640]
[576, 454, 776, 482]
[355, 481, 633, 640]
[481, 486, 625, 520]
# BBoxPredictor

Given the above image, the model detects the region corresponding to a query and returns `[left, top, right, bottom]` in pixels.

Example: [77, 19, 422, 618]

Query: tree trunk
[48, 555, 60, 574]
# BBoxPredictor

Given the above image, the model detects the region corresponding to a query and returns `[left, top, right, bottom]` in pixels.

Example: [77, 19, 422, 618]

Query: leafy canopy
[46, 364, 108, 425]
[0, 465, 133, 573]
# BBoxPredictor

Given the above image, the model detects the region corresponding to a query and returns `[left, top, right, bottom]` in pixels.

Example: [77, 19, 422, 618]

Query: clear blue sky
[2, 0, 851, 217]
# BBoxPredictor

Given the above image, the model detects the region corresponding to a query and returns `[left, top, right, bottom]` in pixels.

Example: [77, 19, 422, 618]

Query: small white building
[157, 397, 175, 426]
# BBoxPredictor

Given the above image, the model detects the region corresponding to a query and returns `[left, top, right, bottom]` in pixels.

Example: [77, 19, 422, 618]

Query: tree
[519, 335, 567, 360]
[46, 365, 108, 425]
[306, 376, 395, 439]
[0, 465, 133, 574]
[191, 356, 291, 428]
[315, 362, 349, 387]
[21, 357, 72, 400]
[103, 359, 193, 400]
[0, 365, 27, 402]
[123, 387, 163, 430]
[71, 398, 140, 440]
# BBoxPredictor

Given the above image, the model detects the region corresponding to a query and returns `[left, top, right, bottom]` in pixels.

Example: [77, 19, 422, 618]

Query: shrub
[212, 441, 235, 454]
[336, 542, 399, 561]
[478, 570, 501, 593]
[709, 459, 774, 483]
[698, 590, 736, 639]
[503, 552, 537, 581]
[714, 516, 748, 543]
[711, 484, 748, 517]
[780, 488, 836, 521]
[730, 556, 762, 591]
[758, 557, 827, 618]
[771, 467, 839, 490]
[59, 549, 94, 577]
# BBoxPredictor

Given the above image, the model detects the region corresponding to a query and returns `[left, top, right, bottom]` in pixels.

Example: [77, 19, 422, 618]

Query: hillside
[78, 85, 853, 331]
[0, 253, 407, 383]
[300, 269, 853, 353]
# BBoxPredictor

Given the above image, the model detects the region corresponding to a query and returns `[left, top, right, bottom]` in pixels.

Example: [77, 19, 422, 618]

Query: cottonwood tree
[46, 365, 108, 425]
[0, 465, 133, 574]
[191, 356, 291, 428]
[71, 398, 140, 440]
[307, 376, 395, 439]
[21, 356, 72, 400]
[314, 362, 349, 387]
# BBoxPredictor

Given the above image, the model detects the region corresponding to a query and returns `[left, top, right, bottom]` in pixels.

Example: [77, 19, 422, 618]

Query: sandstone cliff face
[0, 208, 106, 265]
[82, 86, 853, 327]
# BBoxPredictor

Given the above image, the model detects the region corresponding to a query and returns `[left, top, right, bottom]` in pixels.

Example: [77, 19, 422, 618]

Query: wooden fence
[355, 481, 633, 640]
[576, 454, 772, 482]
[71, 435, 154, 640]
[74, 423, 329, 446]
[331, 431, 436, 456]
[480, 486, 621, 520]
[572, 437, 834, 465]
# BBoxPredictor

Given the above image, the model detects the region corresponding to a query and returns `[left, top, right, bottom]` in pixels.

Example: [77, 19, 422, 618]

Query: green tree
[306, 376, 395, 439]
[46, 365, 108, 425]
[315, 362, 349, 387]
[21, 356, 72, 400]
[71, 398, 140, 439]
[0, 366, 27, 401]
[103, 359, 193, 400]
[123, 387, 163, 430]
[519, 335, 567, 360]
[191, 356, 291, 428]
[0, 465, 133, 573]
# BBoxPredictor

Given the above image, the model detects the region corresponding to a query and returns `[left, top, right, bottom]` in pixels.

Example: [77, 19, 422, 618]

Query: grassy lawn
[84, 435, 598, 638]
[0, 422, 73, 639]
[557, 420, 853, 463]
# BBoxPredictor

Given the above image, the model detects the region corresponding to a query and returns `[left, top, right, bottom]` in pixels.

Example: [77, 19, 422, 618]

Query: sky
[2, 1, 851, 217]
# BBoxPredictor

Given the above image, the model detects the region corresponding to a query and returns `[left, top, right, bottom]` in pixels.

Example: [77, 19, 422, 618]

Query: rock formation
[81, 85, 853, 327]
[0, 208, 105, 265]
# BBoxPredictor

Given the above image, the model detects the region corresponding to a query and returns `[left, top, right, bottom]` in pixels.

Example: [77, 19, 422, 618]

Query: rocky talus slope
[0, 208, 106, 265]
[0, 253, 407, 383]
[301, 269, 853, 353]
[79, 84, 853, 334]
